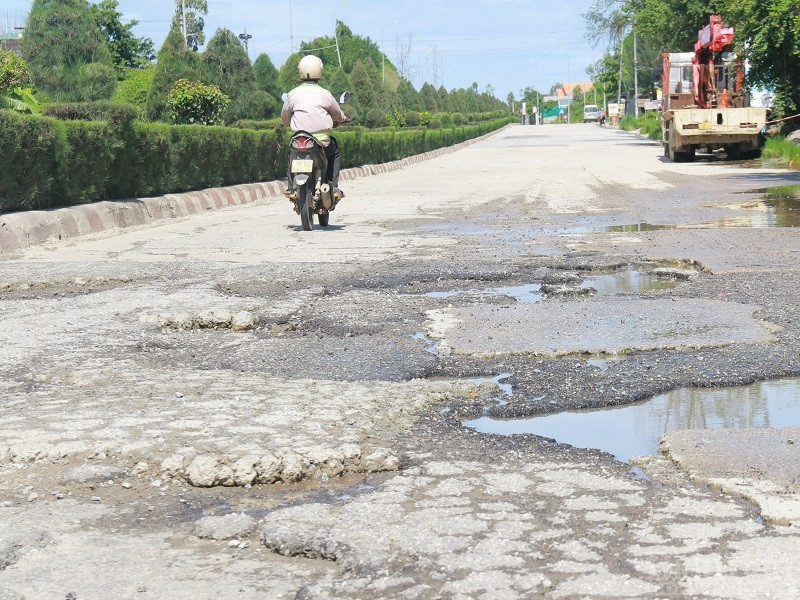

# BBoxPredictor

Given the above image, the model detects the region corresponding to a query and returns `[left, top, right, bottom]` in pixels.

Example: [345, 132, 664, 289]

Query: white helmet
[298, 55, 323, 81]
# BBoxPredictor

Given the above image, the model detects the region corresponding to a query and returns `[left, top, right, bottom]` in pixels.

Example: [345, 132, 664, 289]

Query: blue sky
[1, 0, 604, 99]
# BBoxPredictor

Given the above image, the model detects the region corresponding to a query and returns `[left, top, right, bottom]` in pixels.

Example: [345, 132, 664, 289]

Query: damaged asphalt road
[2, 123, 800, 598]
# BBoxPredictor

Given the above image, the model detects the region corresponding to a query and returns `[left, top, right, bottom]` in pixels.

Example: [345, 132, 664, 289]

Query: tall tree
[348, 59, 377, 114]
[419, 82, 438, 112]
[436, 85, 452, 112]
[397, 79, 422, 111]
[21, 0, 116, 101]
[719, 1, 800, 117]
[173, 0, 208, 50]
[147, 24, 202, 121]
[202, 28, 257, 121]
[253, 53, 281, 99]
[395, 33, 415, 80]
[91, 0, 155, 75]
[612, 0, 800, 117]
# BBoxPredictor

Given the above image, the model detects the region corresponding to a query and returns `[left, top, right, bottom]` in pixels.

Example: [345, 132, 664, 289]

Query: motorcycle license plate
[291, 159, 313, 173]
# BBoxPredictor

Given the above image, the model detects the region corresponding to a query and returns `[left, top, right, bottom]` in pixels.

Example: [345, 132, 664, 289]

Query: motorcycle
[283, 91, 351, 231]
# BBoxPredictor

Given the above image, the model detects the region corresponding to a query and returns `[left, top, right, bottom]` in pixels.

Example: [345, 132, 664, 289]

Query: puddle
[425, 284, 543, 304]
[586, 357, 626, 371]
[413, 331, 439, 354]
[732, 184, 800, 227]
[581, 271, 676, 295]
[464, 378, 800, 462]
[470, 372, 513, 397]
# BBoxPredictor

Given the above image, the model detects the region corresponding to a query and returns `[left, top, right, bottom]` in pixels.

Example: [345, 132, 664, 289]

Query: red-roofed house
[557, 82, 594, 97]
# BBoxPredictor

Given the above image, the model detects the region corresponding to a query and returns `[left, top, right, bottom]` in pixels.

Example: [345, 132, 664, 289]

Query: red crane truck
[661, 15, 768, 162]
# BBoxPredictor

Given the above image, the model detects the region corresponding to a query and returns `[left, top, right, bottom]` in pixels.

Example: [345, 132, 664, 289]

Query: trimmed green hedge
[0, 109, 512, 212]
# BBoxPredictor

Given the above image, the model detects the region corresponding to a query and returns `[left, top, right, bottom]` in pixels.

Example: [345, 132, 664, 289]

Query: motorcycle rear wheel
[298, 183, 313, 231]
[318, 212, 330, 227]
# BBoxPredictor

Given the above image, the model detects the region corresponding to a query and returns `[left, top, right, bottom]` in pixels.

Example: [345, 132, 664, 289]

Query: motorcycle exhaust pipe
[319, 183, 333, 209]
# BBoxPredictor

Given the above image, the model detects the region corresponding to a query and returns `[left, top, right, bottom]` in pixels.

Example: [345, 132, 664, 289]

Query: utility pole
[181, 0, 187, 49]
[430, 45, 439, 88]
[238, 30, 252, 59]
[332, 1, 349, 68]
[633, 26, 639, 116]
[617, 30, 623, 104]
[289, 0, 294, 53]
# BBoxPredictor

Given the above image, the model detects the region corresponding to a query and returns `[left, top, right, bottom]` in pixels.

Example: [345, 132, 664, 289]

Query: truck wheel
[669, 147, 694, 163]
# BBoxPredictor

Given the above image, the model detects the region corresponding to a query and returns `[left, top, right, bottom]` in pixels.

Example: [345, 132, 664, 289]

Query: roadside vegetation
[0, 0, 512, 213]
[761, 137, 800, 168]
[584, 0, 800, 123]
[619, 112, 661, 141]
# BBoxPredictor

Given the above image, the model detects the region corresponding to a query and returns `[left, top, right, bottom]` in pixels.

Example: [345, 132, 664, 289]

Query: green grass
[619, 112, 662, 140]
[761, 136, 800, 166]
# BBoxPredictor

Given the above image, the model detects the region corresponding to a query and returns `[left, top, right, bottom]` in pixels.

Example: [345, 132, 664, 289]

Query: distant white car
[583, 105, 600, 123]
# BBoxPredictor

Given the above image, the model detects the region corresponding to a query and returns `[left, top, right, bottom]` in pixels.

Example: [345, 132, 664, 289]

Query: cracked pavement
[2, 124, 800, 599]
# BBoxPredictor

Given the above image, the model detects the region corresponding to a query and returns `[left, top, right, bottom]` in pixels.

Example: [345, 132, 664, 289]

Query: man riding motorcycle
[281, 55, 349, 198]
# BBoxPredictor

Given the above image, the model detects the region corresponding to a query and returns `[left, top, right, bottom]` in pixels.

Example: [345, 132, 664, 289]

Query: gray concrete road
[2, 123, 800, 599]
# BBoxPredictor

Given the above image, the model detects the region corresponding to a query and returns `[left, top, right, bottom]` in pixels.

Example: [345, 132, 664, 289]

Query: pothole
[0, 277, 137, 300]
[580, 270, 678, 295]
[463, 378, 800, 462]
[140, 309, 259, 332]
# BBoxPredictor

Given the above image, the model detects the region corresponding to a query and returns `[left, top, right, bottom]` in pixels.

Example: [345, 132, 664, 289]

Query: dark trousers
[325, 137, 341, 187]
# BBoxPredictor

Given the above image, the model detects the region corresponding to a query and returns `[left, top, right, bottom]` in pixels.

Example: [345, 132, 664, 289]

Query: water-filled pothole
[464, 378, 800, 462]
[581, 271, 677, 295]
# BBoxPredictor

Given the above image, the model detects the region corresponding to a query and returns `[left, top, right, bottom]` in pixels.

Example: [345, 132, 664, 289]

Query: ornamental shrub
[76, 63, 119, 101]
[43, 101, 138, 128]
[113, 67, 155, 114]
[404, 111, 420, 127]
[21, 0, 115, 101]
[166, 78, 230, 125]
[0, 48, 31, 92]
[365, 107, 387, 128]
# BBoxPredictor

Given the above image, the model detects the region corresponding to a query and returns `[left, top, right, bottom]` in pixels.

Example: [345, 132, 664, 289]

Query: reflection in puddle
[426, 283, 543, 304]
[581, 271, 677, 295]
[736, 184, 800, 227]
[464, 378, 800, 462]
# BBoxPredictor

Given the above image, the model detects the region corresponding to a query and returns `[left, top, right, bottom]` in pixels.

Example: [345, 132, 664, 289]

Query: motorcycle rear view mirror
[339, 91, 351, 104]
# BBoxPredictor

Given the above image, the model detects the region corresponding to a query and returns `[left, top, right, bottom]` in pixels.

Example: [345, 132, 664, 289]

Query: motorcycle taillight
[293, 136, 314, 150]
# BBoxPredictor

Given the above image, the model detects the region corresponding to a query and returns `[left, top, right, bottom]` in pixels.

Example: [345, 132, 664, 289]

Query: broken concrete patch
[194, 513, 257, 541]
[426, 298, 777, 357]
[660, 427, 800, 524]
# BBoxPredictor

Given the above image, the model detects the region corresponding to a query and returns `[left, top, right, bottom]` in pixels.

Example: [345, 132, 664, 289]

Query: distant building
[543, 95, 571, 109]
[0, 31, 23, 55]
[557, 82, 594, 98]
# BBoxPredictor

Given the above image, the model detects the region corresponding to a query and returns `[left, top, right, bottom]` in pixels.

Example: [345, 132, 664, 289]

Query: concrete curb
[0, 124, 512, 253]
